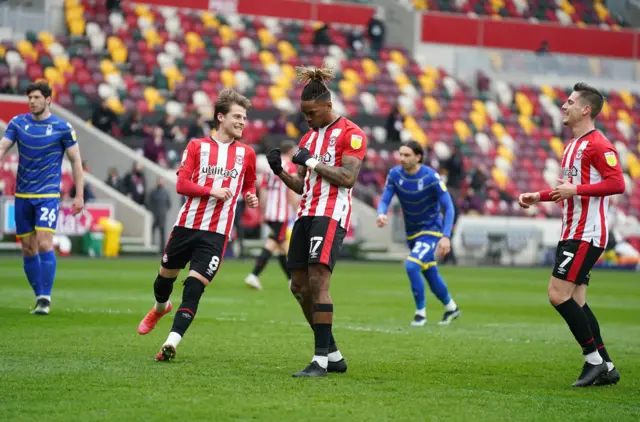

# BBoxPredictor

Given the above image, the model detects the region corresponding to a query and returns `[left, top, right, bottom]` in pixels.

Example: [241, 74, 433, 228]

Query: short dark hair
[297, 65, 333, 102]
[401, 141, 424, 161]
[213, 89, 251, 129]
[280, 140, 297, 154]
[573, 82, 604, 119]
[26, 81, 52, 98]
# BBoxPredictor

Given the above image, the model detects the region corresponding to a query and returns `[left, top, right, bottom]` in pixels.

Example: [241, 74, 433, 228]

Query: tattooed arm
[313, 155, 363, 188]
[279, 164, 307, 195]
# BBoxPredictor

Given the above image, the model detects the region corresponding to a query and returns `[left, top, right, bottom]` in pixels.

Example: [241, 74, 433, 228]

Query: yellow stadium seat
[497, 145, 514, 163]
[106, 97, 125, 114]
[286, 122, 300, 139]
[470, 110, 486, 130]
[414, 0, 427, 10]
[275, 74, 292, 90]
[560, 0, 576, 15]
[144, 87, 164, 109]
[164, 66, 184, 91]
[550, 136, 565, 159]
[627, 154, 640, 179]
[472, 100, 486, 114]
[424, 97, 441, 116]
[134, 4, 150, 15]
[620, 91, 634, 109]
[410, 127, 428, 146]
[362, 58, 379, 80]
[404, 116, 418, 131]
[594, 3, 610, 21]
[618, 110, 632, 125]
[111, 46, 128, 64]
[419, 75, 436, 93]
[541, 85, 556, 100]
[269, 85, 286, 103]
[65, 6, 84, 22]
[601, 101, 611, 119]
[107, 36, 123, 52]
[54, 56, 73, 73]
[277, 40, 297, 61]
[492, 167, 508, 190]
[259, 50, 276, 67]
[343, 69, 362, 86]
[44, 67, 62, 85]
[0, 44, 5, 59]
[220, 69, 236, 88]
[515, 92, 533, 117]
[390, 50, 408, 68]
[38, 32, 55, 49]
[280, 64, 296, 79]
[454, 120, 471, 140]
[65, 0, 79, 8]
[576, 21, 587, 28]
[492, 122, 506, 139]
[219, 25, 236, 44]
[258, 28, 276, 48]
[423, 66, 439, 80]
[338, 80, 357, 100]
[201, 12, 220, 29]
[100, 59, 118, 76]
[518, 115, 535, 135]
[394, 73, 411, 89]
[490, 0, 504, 12]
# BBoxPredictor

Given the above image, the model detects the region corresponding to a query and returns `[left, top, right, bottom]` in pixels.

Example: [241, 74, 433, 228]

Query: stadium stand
[0, 0, 638, 224]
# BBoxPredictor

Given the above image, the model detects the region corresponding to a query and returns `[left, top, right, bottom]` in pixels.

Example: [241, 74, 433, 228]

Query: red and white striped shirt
[553, 130, 624, 248]
[297, 117, 367, 230]
[174, 137, 257, 237]
[261, 160, 296, 223]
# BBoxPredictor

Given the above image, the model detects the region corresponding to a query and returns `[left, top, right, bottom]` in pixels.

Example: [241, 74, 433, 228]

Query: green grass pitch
[0, 257, 639, 421]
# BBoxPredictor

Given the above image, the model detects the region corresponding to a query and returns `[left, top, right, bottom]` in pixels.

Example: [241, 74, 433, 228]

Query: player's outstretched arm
[376, 173, 395, 227]
[309, 155, 362, 188]
[438, 189, 455, 238]
[65, 144, 85, 214]
[0, 137, 13, 161]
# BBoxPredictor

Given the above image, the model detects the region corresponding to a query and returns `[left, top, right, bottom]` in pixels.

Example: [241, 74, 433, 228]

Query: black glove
[292, 147, 312, 167]
[267, 148, 283, 175]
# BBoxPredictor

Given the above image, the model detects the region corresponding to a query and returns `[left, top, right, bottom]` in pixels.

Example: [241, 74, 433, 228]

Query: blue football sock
[405, 259, 426, 311]
[39, 250, 57, 297]
[423, 266, 452, 306]
[23, 255, 43, 297]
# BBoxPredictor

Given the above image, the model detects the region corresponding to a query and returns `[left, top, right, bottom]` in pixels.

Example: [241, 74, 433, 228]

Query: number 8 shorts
[161, 226, 228, 282]
[552, 239, 604, 286]
[14, 197, 60, 238]
[287, 216, 348, 273]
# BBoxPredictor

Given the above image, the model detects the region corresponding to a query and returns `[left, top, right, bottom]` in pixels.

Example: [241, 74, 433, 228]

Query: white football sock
[165, 332, 182, 348]
[444, 300, 457, 312]
[584, 351, 604, 365]
[415, 308, 426, 318]
[606, 361, 615, 372]
[312, 355, 328, 369]
[328, 350, 343, 362]
[155, 301, 168, 313]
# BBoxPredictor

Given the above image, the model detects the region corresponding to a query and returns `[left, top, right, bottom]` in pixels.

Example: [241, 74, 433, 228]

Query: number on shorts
[206, 255, 220, 276]
[39, 207, 57, 227]
[411, 241, 436, 260]
[559, 251, 574, 269]
[309, 236, 324, 258]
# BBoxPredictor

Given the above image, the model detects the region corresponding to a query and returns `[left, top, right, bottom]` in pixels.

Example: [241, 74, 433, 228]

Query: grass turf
[0, 257, 638, 421]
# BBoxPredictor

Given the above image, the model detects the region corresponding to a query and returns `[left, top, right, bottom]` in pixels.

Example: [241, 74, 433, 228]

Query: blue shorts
[14, 197, 60, 238]
[406, 233, 441, 270]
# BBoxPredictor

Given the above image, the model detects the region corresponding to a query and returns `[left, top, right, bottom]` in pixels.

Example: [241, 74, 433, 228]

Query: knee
[159, 266, 180, 279]
[289, 279, 307, 296]
[548, 282, 571, 306]
[405, 258, 423, 275]
[20, 237, 38, 257]
[183, 276, 205, 302]
[38, 237, 53, 253]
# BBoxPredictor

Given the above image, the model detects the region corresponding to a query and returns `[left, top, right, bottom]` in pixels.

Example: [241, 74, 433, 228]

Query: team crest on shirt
[162, 254, 168, 263]
[329, 136, 337, 146]
[46, 125, 53, 136]
[235, 155, 244, 165]
[604, 151, 617, 166]
[350, 134, 363, 149]
[575, 150, 583, 160]
[71, 129, 77, 141]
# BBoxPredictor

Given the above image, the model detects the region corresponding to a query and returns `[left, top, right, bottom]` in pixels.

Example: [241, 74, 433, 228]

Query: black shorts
[161, 226, 228, 282]
[552, 240, 604, 285]
[266, 221, 287, 243]
[287, 216, 347, 272]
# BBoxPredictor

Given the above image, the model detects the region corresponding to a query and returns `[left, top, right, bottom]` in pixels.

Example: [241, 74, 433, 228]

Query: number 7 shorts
[161, 226, 228, 282]
[287, 216, 347, 273]
[552, 239, 604, 286]
[14, 196, 60, 238]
